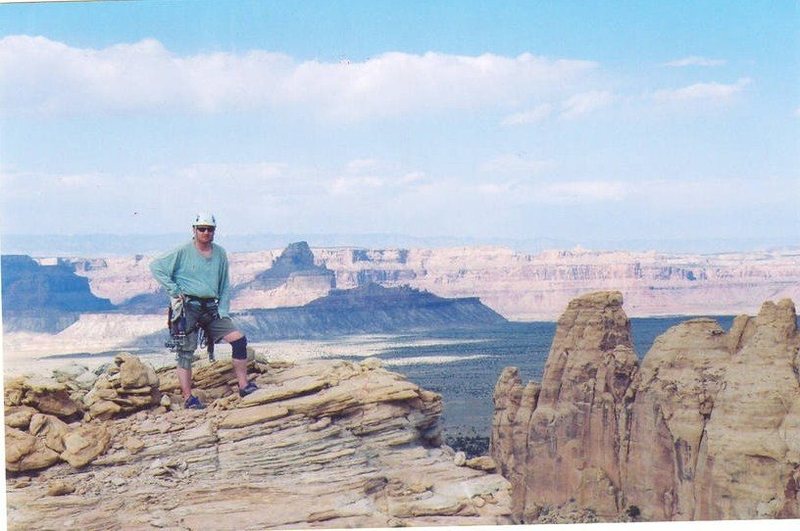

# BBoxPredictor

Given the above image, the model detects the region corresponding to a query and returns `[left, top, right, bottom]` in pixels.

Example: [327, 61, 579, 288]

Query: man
[150, 212, 258, 409]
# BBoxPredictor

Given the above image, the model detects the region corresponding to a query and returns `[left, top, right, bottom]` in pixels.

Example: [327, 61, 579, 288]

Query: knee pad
[231, 336, 248, 360]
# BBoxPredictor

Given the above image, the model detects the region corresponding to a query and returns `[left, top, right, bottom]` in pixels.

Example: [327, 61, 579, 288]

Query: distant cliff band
[23, 243, 800, 323]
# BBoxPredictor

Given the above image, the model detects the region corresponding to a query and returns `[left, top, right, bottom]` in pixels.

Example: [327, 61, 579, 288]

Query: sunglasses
[195, 226, 215, 233]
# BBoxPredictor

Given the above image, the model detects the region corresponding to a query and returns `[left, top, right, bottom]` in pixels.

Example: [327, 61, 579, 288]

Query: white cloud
[161, 161, 321, 199]
[472, 176, 797, 208]
[559, 90, 614, 119]
[345, 158, 381, 173]
[475, 180, 517, 195]
[475, 178, 627, 204]
[174, 162, 286, 181]
[653, 77, 751, 103]
[626, 177, 799, 209]
[0, 168, 106, 198]
[479, 154, 554, 176]
[326, 158, 434, 196]
[159, 162, 302, 201]
[399, 171, 427, 185]
[795, 107, 800, 118]
[499, 90, 614, 124]
[663, 56, 726, 67]
[500, 104, 553, 125]
[539, 180, 627, 203]
[329, 175, 385, 194]
[0, 35, 599, 120]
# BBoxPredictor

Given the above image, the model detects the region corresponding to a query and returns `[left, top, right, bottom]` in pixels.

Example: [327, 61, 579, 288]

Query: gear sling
[166, 296, 221, 361]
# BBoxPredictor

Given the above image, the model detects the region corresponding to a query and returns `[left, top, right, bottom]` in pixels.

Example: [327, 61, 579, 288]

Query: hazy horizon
[1, 231, 798, 258]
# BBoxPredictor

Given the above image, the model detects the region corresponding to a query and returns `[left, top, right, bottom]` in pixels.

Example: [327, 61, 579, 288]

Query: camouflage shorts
[176, 300, 238, 369]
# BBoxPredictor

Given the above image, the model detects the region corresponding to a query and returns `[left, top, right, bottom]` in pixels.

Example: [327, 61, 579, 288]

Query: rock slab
[6, 356, 512, 529]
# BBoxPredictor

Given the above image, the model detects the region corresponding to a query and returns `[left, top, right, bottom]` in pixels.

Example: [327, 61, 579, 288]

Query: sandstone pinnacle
[491, 292, 800, 523]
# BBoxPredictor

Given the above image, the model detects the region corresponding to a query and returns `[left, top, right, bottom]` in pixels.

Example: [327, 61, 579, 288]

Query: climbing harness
[165, 296, 220, 361]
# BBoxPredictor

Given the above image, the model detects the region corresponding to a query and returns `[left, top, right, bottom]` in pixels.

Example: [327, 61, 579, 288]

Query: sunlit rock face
[623, 317, 732, 521]
[6, 355, 513, 529]
[624, 299, 800, 521]
[310, 247, 800, 320]
[491, 293, 800, 523]
[490, 291, 638, 521]
[231, 241, 336, 311]
[691, 300, 800, 520]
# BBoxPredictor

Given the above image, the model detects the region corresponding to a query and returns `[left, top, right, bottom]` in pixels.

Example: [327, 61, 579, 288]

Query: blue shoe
[239, 381, 258, 397]
[184, 395, 205, 409]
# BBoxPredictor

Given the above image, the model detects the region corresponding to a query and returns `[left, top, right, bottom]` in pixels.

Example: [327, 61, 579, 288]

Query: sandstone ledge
[6, 356, 511, 529]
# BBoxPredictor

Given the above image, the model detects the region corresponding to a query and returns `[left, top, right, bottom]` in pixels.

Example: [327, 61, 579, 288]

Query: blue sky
[0, 1, 798, 252]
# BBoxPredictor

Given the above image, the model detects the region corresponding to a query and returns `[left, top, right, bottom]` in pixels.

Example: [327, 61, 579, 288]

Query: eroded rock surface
[6, 356, 512, 529]
[491, 291, 638, 521]
[693, 299, 800, 520]
[491, 292, 800, 523]
[84, 353, 161, 420]
[623, 317, 730, 520]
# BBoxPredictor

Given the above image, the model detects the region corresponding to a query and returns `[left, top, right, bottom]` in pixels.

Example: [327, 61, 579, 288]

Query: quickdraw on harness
[165, 296, 221, 361]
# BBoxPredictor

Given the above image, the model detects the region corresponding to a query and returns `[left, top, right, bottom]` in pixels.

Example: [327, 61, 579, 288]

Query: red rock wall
[491, 292, 800, 523]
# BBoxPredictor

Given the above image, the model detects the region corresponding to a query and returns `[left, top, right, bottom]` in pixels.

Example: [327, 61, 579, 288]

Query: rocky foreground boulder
[491, 291, 800, 523]
[6, 355, 511, 529]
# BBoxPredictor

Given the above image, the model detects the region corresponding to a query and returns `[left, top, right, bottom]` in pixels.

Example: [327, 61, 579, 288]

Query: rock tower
[491, 292, 800, 522]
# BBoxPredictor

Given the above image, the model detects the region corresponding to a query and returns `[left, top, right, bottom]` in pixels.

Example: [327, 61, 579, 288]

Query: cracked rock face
[6, 356, 512, 529]
[492, 291, 638, 521]
[623, 317, 731, 520]
[692, 299, 800, 520]
[625, 299, 800, 521]
[491, 292, 800, 523]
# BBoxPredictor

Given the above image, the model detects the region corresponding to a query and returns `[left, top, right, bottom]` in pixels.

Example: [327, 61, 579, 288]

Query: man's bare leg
[232, 359, 249, 388]
[177, 366, 193, 400]
[224, 330, 250, 389]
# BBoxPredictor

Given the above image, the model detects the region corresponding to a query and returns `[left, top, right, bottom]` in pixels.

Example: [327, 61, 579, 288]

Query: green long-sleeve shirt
[149, 241, 232, 317]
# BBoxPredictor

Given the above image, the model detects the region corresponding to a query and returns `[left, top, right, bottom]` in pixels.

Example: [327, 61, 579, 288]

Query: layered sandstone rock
[4, 354, 161, 472]
[623, 318, 731, 520]
[692, 300, 800, 520]
[491, 292, 800, 523]
[4, 376, 82, 420]
[232, 241, 336, 311]
[57, 246, 800, 323]
[624, 299, 800, 521]
[491, 291, 638, 521]
[5, 428, 61, 472]
[83, 353, 161, 420]
[6, 356, 512, 529]
[313, 247, 800, 320]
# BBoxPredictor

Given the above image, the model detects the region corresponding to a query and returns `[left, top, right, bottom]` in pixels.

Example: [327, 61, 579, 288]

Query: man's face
[194, 225, 215, 243]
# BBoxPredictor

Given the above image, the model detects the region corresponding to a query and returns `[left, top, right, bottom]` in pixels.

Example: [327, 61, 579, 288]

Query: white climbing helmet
[192, 212, 216, 227]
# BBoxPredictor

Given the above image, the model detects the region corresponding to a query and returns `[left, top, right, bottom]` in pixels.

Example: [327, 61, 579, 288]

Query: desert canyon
[72, 244, 800, 320]
[4, 243, 800, 527]
[5, 292, 800, 525]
